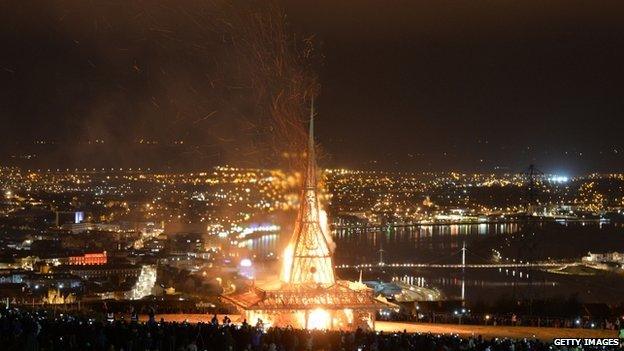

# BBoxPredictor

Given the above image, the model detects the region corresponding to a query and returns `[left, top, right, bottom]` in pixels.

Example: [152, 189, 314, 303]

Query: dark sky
[1, 1, 624, 174]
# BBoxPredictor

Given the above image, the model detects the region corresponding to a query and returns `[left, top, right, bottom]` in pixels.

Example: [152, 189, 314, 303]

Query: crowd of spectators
[0, 309, 621, 351]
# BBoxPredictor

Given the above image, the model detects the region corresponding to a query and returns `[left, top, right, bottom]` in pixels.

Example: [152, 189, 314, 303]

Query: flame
[280, 243, 294, 282]
[280, 205, 335, 284]
[343, 308, 354, 324]
[319, 208, 329, 235]
[295, 310, 306, 326]
[319, 208, 336, 253]
[307, 308, 331, 330]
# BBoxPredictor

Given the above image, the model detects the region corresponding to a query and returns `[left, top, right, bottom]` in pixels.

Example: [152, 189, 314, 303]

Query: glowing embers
[307, 308, 331, 330]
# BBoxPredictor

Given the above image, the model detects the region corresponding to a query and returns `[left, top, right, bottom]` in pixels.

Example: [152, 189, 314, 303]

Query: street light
[454, 310, 463, 324]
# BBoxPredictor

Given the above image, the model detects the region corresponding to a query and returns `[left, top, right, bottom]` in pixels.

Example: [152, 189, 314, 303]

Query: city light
[0, 2, 622, 345]
[549, 175, 569, 183]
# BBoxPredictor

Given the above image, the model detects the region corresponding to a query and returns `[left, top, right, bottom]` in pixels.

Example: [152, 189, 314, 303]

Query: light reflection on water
[245, 221, 624, 303]
[333, 222, 522, 266]
[244, 222, 557, 263]
[243, 233, 279, 253]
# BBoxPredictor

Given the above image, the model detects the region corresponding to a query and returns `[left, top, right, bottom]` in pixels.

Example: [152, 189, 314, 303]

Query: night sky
[1, 1, 624, 173]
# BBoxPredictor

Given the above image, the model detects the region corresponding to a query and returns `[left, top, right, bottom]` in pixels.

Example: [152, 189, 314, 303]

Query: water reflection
[245, 221, 624, 303]
[243, 233, 279, 255]
[333, 223, 522, 266]
[248, 223, 523, 263]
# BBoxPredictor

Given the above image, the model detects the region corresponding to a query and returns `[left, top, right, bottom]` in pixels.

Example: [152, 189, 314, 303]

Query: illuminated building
[68, 252, 108, 265]
[55, 264, 140, 280]
[222, 106, 391, 330]
[125, 265, 157, 300]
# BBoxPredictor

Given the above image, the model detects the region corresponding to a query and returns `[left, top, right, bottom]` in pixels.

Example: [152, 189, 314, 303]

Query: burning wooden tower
[222, 103, 391, 330]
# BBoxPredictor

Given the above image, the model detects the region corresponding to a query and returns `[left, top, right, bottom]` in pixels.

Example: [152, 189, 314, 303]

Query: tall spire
[281, 97, 335, 286]
[306, 97, 317, 189]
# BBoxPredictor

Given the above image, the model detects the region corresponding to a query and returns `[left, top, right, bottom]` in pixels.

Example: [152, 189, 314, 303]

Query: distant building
[62, 222, 121, 234]
[54, 264, 141, 280]
[0, 271, 26, 284]
[68, 252, 107, 265]
[582, 251, 624, 264]
[0, 271, 82, 291]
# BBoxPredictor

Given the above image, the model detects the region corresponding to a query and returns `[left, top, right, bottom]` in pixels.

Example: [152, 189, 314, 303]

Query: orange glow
[280, 244, 294, 282]
[280, 180, 335, 285]
[68, 252, 107, 265]
[307, 308, 331, 330]
[343, 308, 354, 324]
[319, 208, 334, 252]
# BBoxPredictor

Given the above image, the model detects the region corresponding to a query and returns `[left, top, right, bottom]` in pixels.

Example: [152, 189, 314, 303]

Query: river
[244, 221, 624, 304]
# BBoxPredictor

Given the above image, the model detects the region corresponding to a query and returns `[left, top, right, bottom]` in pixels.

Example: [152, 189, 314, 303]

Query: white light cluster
[549, 175, 569, 183]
